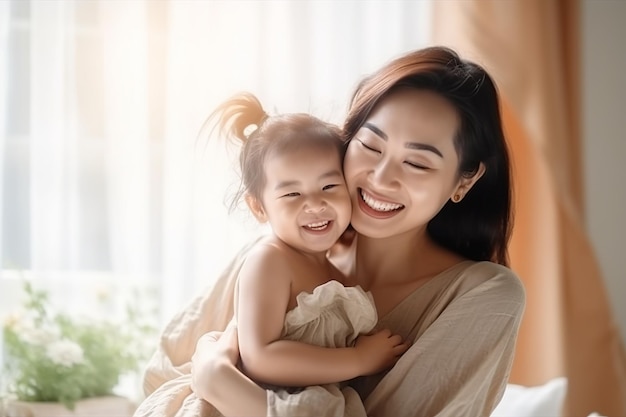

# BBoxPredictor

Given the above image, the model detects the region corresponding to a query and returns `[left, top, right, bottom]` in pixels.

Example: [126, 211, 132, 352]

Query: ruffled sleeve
[283, 280, 377, 348]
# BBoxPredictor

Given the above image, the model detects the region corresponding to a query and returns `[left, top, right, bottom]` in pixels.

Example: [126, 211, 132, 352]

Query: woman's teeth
[305, 221, 330, 230]
[361, 190, 403, 212]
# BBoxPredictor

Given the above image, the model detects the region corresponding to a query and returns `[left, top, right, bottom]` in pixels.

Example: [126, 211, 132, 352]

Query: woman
[138, 46, 525, 417]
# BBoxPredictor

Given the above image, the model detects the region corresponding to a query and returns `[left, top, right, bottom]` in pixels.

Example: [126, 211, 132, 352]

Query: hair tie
[243, 123, 259, 138]
[243, 111, 269, 139]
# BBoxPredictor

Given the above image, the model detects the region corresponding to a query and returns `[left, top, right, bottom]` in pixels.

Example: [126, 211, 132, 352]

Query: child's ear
[245, 194, 268, 223]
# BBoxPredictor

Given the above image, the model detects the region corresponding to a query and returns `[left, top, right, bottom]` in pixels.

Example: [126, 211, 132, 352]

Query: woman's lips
[357, 188, 404, 219]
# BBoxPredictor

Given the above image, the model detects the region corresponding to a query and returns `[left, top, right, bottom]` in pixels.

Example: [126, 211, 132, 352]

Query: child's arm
[236, 244, 409, 388]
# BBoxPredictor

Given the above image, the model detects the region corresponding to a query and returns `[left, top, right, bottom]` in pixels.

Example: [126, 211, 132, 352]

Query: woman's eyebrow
[363, 122, 443, 158]
[363, 122, 387, 140]
[406, 142, 443, 158]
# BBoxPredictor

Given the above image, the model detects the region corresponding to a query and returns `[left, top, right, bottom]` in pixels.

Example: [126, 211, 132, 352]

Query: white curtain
[1, 0, 432, 323]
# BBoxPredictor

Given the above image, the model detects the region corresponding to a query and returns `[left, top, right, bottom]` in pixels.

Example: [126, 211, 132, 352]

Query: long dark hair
[343, 46, 513, 265]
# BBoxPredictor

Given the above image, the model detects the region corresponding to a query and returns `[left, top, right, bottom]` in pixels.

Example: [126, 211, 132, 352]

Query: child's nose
[304, 200, 327, 214]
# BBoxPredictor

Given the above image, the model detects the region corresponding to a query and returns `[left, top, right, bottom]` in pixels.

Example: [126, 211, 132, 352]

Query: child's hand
[354, 329, 410, 375]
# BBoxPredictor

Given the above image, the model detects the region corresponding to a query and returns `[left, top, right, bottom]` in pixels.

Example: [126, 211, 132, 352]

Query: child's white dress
[265, 280, 377, 416]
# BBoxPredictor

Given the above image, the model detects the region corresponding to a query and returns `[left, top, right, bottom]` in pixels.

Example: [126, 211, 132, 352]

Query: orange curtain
[431, 1, 626, 416]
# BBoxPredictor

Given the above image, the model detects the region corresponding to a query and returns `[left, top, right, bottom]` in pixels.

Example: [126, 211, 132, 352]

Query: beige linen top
[134, 240, 525, 417]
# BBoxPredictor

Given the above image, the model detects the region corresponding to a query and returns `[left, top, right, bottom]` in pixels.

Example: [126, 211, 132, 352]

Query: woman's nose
[370, 158, 398, 188]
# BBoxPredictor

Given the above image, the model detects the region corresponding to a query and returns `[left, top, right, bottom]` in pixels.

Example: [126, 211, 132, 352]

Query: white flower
[45, 339, 84, 367]
[3, 312, 23, 329]
[18, 321, 60, 346]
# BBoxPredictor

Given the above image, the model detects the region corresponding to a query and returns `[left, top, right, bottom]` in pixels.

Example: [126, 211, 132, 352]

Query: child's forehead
[269, 138, 342, 159]
[264, 151, 344, 187]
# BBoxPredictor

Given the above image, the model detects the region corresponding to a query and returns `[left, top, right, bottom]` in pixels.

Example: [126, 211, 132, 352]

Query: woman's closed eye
[356, 137, 430, 170]
[405, 160, 430, 170]
[356, 138, 381, 154]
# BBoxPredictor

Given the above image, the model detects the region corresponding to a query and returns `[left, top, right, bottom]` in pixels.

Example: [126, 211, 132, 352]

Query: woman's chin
[350, 215, 395, 239]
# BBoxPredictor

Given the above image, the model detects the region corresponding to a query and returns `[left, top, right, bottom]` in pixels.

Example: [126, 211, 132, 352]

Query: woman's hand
[191, 322, 239, 401]
[190, 323, 267, 416]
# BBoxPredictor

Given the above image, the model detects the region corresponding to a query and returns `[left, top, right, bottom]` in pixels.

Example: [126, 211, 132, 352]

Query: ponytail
[203, 92, 269, 145]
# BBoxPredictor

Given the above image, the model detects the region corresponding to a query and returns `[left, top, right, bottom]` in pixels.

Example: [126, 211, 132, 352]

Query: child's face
[256, 144, 351, 254]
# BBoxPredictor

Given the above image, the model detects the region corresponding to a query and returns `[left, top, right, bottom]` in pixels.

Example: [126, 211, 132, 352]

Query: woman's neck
[354, 229, 460, 289]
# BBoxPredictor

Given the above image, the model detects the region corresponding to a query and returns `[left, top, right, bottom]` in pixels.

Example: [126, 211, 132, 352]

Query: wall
[582, 0, 626, 345]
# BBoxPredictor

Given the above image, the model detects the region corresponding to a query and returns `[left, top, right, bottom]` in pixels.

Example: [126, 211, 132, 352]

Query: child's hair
[205, 92, 346, 212]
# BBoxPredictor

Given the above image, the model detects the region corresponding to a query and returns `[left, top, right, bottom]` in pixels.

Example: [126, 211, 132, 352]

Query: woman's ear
[245, 194, 268, 223]
[451, 163, 486, 203]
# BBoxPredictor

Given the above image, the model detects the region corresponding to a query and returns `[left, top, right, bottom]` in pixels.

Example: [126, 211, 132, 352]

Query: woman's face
[343, 88, 464, 239]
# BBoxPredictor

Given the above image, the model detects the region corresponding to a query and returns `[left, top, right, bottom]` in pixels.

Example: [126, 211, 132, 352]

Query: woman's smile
[357, 188, 405, 219]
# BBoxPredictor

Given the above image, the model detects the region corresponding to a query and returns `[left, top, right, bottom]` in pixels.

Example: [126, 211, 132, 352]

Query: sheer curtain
[0, 0, 432, 323]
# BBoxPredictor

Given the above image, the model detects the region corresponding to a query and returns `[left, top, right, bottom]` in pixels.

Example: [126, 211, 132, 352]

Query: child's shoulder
[248, 235, 296, 260]
[242, 236, 301, 273]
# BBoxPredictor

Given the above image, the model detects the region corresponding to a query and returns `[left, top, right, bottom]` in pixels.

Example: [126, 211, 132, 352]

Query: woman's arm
[191, 325, 267, 416]
[237, 244, 408, 387]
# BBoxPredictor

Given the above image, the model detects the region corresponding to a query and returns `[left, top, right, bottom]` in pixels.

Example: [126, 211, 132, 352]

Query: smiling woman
[345, 89, 474, 236]
[136, 45, 525, 417]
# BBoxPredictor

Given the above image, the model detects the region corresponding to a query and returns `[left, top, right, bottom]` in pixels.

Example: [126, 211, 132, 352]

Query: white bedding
[492, 378, 567, 417]
[492, 378, 605, 417]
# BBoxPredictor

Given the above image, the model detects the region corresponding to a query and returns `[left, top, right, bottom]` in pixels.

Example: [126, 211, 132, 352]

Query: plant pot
[5, 395, 135, 417]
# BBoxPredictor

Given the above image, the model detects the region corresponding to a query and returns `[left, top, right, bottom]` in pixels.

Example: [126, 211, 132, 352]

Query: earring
[452, 194, 462, 203]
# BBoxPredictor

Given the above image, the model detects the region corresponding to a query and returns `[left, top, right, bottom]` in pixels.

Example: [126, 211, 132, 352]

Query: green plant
[2, 281, 157, 410]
